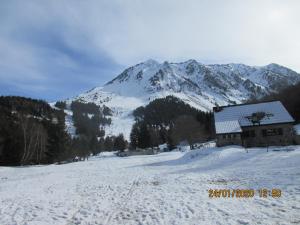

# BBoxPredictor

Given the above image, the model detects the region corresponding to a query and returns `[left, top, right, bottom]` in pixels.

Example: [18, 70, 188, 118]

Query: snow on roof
[215, 120, 242, 134]
[214, 101, 294, 134]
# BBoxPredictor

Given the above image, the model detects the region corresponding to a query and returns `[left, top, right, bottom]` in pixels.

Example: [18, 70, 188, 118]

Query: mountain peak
[184, 59, 199, 65]
[73, 60, 300, 139]
[143, 59, 159, 66]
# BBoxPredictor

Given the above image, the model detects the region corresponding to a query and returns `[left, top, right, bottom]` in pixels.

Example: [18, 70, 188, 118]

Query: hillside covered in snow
[67, 60, 300, 139]
[1, 145, 299, 225]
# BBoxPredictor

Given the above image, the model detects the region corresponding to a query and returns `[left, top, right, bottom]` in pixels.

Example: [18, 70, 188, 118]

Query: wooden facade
[216, 123, 294, 147]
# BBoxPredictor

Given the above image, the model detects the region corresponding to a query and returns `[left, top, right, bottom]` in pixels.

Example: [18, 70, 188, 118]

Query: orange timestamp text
[208, 189, 281, 198]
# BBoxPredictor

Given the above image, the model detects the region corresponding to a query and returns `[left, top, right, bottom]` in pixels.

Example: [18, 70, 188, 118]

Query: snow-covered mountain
[69, 59, 300, 139]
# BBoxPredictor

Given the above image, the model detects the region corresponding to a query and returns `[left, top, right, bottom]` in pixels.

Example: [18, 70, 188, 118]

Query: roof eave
[216, 131, 242, 135]
[240, 121, 295, 128]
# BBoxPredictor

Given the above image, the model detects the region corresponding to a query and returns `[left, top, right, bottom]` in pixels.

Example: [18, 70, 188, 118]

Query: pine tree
[104, 136, 114, 151]
[138, 123, 151, 149]
[130, 123, 139, 149]
[130, 96, 214, 150]
[114, 134, 126, 152]
[90, 135, 99, 155]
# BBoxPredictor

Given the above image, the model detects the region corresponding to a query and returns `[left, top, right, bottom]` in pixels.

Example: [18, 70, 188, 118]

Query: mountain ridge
[67, 59, 300, 139]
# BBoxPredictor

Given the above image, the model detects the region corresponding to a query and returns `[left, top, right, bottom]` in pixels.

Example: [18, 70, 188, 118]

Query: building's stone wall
[216, 133, 242, 147]
[242, 124, 294, 147]
[216, 123, 294, 147]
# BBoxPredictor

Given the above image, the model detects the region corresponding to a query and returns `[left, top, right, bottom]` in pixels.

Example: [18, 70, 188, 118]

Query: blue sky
[1, 0, 299, 101]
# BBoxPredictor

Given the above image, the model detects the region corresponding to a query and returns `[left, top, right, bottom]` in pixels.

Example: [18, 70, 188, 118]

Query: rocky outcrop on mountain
[68, 59, 300, 139]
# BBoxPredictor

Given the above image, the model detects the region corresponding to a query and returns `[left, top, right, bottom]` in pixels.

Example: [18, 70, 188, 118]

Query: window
[262, 128, 283, 137]
[242, 130, 255, 138]
[222, 134, 238, 139]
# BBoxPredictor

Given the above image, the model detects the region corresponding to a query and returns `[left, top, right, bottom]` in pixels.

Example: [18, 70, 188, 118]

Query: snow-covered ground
[1, 145, 300, 225]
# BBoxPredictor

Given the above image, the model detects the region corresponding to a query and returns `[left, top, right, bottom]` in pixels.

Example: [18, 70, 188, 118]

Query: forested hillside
[0, 96, 70, 165]
[251, 82, 300, 123]
[68, 101, 127, 156]
[0, 97, 127, 165]
[130, 96, 213, 150]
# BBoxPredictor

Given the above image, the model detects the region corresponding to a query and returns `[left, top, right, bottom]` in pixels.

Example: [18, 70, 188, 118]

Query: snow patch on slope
[67, 60, 300, 139]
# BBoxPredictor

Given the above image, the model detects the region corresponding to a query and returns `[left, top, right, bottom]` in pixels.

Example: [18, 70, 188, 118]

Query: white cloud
[1, 0, 300, 97]
[95, 0, 299, 71]
[4, 0, 300, 67]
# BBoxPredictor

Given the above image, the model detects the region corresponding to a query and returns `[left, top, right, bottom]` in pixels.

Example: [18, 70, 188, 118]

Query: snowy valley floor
[0, 146, 300, 225]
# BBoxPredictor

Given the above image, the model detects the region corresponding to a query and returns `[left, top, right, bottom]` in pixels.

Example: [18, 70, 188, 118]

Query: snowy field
[1, 146, 300, 225]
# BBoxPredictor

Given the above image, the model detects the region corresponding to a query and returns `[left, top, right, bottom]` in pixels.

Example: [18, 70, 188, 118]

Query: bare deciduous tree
[171, 115, 208, 149]
[19, 114, 48, 165]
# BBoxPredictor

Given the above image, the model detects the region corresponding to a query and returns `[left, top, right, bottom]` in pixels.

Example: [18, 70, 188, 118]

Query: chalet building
[213, 101, 295, 147]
